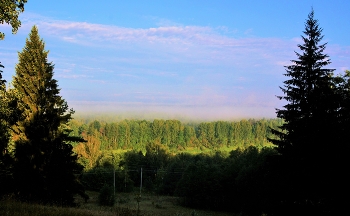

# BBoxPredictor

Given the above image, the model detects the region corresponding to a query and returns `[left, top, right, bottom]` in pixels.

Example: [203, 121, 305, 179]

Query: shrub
[98, 185, 115, 206]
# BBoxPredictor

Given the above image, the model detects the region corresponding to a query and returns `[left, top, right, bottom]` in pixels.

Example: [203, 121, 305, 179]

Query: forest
[69, 118, 283, 214]
[71, 118, 281, 152]
[1, 2, 349, 216]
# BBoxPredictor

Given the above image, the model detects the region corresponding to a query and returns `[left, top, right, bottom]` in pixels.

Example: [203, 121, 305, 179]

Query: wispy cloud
[18, 13, 299, 67]
[57, 74, 92, 79]
[7, 13, 350, 70]
[3, 12, 349, 119]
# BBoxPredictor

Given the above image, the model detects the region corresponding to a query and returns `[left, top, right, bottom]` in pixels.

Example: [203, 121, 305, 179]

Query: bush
[98, 185, 115, 206]
[82, 166, 134, 193]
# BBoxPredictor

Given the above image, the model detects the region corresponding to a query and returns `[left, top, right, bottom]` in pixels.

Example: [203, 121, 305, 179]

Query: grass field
[0, 191, 235, 216]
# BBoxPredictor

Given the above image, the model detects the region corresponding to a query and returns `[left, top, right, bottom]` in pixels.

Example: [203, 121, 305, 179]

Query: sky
[1, 0, 349, 121]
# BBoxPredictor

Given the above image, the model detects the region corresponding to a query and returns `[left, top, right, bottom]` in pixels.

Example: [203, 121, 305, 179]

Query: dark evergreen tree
[12, 26, 87, 205]
[271, 9, 336, 157]
[269, 10, 346, 214]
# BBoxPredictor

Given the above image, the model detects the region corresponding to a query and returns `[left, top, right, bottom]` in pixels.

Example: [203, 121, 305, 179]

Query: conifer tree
[271, 9, 336, 157]
[12, 26, 87, 205]
[269, 10, 346, 214]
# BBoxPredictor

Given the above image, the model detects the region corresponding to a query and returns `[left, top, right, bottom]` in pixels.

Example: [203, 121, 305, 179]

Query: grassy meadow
[0, 191, 234, 216]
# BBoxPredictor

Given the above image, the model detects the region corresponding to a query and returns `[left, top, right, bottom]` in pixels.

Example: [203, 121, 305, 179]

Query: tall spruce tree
[269, 10, 346, 214]
[12, 26, 87, 205]
[271, 9, 336, 157]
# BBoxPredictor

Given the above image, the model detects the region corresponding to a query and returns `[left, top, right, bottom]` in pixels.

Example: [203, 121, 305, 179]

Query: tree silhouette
[271, 9, 336, 157]
[12, 26, 87, 205]
[269, 9, 347, 214]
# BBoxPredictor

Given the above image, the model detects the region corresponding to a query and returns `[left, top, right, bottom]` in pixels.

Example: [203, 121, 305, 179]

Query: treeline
[70, 118, 282, 153]
[76, 118, 283, 214]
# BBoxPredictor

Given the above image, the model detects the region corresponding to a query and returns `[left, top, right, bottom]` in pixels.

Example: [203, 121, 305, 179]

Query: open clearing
[75, 190, 234, 216]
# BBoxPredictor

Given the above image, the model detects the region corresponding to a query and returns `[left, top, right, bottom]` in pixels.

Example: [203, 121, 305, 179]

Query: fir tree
[269, 10, 346, 214]
[12, 26, 87, 205]
[271, 9, 336, 157]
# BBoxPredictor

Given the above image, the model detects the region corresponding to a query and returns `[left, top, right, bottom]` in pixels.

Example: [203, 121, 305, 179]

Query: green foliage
[82, 167, 113, 191]
[73, 117, 283, 214]
[172, 147, 277, 214]
[96, 144, 276, 214]
[0, 2, 27, 165]
[0, 66, 24, 198]
[79, 131, 283, 214]
[98, 185, 115, 206]
[82, 156, 134, 193]
[0, 0, 27, 40]
[155, 153, 191, 196]
[72, 118, 280, 156]
[11, 26, 87, 205]
[175, 155, 225, 209]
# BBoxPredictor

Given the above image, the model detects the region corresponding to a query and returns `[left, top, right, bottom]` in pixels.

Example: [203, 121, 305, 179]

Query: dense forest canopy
[70, 118, 282, 152]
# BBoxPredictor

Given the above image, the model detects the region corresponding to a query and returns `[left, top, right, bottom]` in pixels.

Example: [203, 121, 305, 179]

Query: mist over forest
[1, 2, 349, 216]
[72, 104, 277, 122]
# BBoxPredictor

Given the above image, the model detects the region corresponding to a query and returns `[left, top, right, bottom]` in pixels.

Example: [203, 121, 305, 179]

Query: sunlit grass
[174, 141, 274, 156]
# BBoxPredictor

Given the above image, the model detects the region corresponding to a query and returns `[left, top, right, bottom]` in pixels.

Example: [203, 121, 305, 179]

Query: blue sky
[1, 0, 349, 120]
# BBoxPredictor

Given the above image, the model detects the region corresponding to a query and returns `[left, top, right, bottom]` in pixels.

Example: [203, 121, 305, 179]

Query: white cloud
[4, 12, 349, 119]
[17, 12, 295, 66]
[13, 13, 350, 72]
